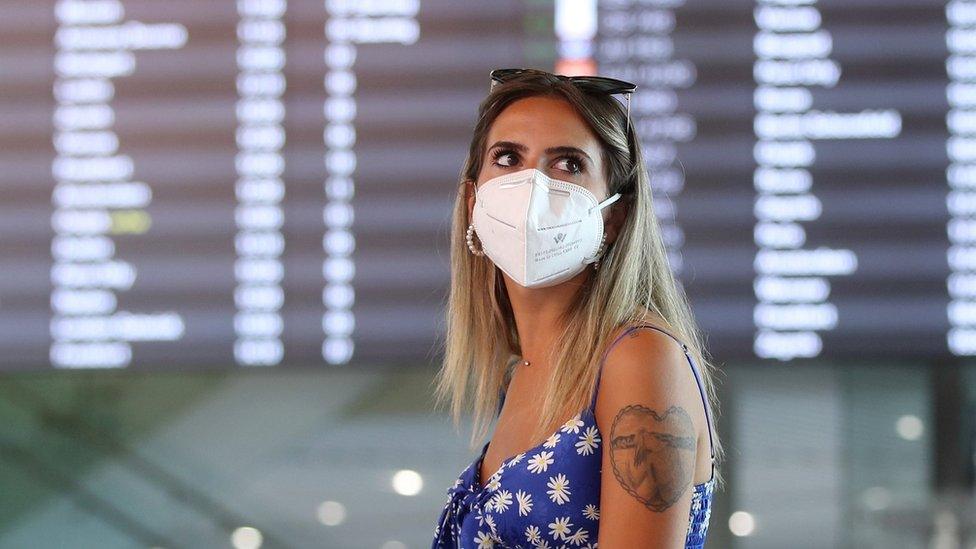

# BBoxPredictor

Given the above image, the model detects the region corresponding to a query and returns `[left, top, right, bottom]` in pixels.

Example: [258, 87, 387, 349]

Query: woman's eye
[556, 157, 583, 174]
[493, 151, 517, 167]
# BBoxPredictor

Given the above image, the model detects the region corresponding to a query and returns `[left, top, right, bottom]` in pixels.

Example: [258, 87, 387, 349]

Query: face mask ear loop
[590, 192, 621, 215]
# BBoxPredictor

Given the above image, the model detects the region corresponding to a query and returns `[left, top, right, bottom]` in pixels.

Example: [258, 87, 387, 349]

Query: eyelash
[490, 149, 586, 175]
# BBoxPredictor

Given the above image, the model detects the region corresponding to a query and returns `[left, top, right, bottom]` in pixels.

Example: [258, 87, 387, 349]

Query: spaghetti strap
[588, 324, 716, 465]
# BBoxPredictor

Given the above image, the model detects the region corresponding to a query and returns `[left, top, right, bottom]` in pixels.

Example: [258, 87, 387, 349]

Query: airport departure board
[0, 0, 961, 369]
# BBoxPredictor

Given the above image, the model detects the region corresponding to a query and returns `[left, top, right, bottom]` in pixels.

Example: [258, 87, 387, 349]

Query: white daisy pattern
[432, 346, 717, 548]
[526, 450, 554, 474]
[491, 489, 513, 513]
[546, 473, 571, 504]
[485, 472, 502, 493]
[548, 516, 573, 540]
[575, 425, 601, 456]
[567, 527, 590, 546]
[542, 432, 561, 449]
[474, 530, 495, 548]
[516, 489, 534, 516]
[473, 503, 489, 528]
[560, 414, 584, 435]
[484, 514, 497, 535]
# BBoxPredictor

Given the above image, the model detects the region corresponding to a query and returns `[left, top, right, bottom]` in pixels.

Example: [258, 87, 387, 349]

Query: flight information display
[0, 0, 957, 369]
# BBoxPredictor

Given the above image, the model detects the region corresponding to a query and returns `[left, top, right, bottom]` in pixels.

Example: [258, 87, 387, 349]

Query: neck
[503, 269, 590, 369]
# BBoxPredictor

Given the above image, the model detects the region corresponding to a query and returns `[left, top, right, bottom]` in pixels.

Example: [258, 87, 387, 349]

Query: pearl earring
[466, 223, 485, 256]
[592, 232, 608, 270]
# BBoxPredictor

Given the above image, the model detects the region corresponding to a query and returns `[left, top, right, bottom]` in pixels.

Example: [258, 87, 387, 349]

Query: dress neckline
[475, 406, 589, 491]
[473, 407, 715, 492]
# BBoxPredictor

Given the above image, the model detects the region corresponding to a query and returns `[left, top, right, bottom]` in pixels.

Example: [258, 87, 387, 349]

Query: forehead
[486, 96, 601, 153]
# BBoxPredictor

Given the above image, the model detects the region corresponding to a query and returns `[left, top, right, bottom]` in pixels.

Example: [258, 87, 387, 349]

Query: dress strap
[588, 324, 716, 464]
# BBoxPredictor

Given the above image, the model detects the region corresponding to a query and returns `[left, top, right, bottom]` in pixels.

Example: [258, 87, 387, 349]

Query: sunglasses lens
[488, 68, 636, 95]
[575, 77, 635, 94]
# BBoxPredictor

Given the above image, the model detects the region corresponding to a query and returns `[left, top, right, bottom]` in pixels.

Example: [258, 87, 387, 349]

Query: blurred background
[1, 0, 974, 547]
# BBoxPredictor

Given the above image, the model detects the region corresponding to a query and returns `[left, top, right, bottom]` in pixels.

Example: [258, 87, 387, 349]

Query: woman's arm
[594, 328, 703, 548]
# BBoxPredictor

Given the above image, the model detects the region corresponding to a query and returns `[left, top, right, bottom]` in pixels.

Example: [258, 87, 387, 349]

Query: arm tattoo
[609, 404, 697, 512]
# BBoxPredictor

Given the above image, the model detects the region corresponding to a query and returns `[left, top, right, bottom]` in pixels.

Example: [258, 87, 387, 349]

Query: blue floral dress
[431, 324, 716, 548]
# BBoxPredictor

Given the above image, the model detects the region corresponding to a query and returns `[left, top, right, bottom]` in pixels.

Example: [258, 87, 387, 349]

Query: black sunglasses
[489, 68, 637, 132]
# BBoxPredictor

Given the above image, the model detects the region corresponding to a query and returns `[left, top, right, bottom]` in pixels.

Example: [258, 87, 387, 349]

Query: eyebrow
[487, 140, 594, 163]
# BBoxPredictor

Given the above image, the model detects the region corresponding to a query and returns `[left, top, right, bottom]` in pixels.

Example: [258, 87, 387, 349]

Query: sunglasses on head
[489, 67, 637, 133]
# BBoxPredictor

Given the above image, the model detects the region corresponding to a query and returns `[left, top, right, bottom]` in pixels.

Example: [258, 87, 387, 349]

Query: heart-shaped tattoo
[609, 404, 696, 512]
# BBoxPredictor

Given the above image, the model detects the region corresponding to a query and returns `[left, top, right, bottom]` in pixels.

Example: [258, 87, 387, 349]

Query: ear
[604, 196, 628, 246]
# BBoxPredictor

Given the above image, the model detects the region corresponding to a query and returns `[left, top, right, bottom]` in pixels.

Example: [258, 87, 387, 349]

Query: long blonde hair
[431, 72, 724, 485]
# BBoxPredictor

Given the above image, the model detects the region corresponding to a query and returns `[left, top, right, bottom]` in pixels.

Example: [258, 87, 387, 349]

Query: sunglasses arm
[626, 93, 632, 135]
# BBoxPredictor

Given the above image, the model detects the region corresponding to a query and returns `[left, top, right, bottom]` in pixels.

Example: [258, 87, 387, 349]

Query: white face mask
[472, 168, 621, 288]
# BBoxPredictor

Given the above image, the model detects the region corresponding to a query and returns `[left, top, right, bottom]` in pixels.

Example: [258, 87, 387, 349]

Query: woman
[431, 68, 723, 548]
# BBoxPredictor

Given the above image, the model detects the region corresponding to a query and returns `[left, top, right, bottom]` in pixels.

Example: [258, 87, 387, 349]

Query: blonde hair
[431, 72, 724, 485]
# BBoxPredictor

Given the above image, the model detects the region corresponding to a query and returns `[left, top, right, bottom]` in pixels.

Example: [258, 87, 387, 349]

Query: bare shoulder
[598, 323, 693, 404]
